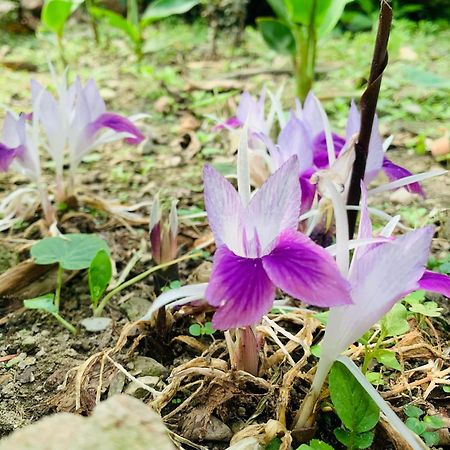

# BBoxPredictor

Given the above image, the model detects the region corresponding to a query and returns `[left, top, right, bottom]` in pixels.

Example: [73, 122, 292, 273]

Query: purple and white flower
[203, 155, 352, 329]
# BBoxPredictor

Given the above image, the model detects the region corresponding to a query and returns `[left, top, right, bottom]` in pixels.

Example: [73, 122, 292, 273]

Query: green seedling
[189, 321, 215, 337]
[89, 249, 113, 309]
[25, 233, 109, 333]
[403, 405, 444, 446]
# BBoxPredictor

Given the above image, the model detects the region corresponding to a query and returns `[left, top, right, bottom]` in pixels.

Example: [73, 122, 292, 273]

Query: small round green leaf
[405, 417, 426, 435]
[189, 324, 201, 336]
[403, 405, 424, 418]
[31, 234, 109, 270]
[24, 294, 57, 314]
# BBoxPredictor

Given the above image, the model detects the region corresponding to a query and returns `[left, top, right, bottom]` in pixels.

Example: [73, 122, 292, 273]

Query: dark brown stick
[346, 0, 393, 237]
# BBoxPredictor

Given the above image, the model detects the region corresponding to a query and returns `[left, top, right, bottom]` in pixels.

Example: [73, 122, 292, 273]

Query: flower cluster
[0, 71, 145, 224]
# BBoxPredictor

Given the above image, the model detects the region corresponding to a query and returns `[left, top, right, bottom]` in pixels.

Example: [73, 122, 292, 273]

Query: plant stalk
[346, 0, 392, 237]
[93, 252, 201, 317]
[52, 312, 77, 334]
[54, 264, 64, 311]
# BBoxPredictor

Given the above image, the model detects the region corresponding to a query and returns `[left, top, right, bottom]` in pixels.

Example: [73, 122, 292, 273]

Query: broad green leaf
[24, 294, 57, 314]
[142, 0, 199, 25]
[423, 415, 444, 429]
[381, 303, 409, 337]
[405, 417, 426, 435]
[409, 300, 443, 318]
[403, 405, 424, 418]
[257, 18, 296, 55]
[89, 249, 112, 305]
[31, 234, 109, 270]
[89, 7, 140, 43]
[329, 361, 380, 434]
[403, 290, 426, 306]
[266, 437, 282, 450]
[41, 0, 81, 37]
[372, 349, 401, 371]
[318, 0, 352, 37]
[334, 428, 374, 449]
[297, 439, 334, 450]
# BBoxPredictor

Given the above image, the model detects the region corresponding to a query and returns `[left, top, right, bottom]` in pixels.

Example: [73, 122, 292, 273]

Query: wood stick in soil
[346, 0, 393, 238]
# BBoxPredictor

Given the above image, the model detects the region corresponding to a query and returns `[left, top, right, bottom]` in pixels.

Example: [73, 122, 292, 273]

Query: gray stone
[107, 371, 126, 397]
[120, 296, 152, 321]
[124, 376, 160, 399]
[21, 336, 37, 352]
[127, 355, 168, 377]
[80, 317, 112, 332]
[227, 437, 263, 450]
[0, 394, 175, 450]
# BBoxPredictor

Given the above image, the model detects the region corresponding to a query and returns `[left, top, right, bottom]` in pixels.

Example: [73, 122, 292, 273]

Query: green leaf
[89, 7, 140, 43]
[403, 405, 424, 418]
[421, 431, 440, 446]
[405, 417, 426, 435]
[297, 439, 334, 450]
[267, 0, 289, 21]
[203, 322, 216, 335]
[189, 323, 201, 336]
[266, 437, 282, 450]
[329, 361, 380, 434]
[403, 290, 426, 305]
[31, 234, 109, 270]
[88, 250, 112, 305]
[334, 428, 374, 449]
[257, 18, 296, 55]
[443, 386, 450, 393]
[365, 372, 384, 386]
[310, 344, 321, 357]
[334, 428, 352, 447]
[24, 294, 57, 314]
[423, 415, 444, 429]
[372, 349, 401, 371]
[41, 0, 81, 37]
[317, 0, 351, 37]
[409, 301, 443, 318]
[380, 303, 410, 337]
[142, 0, 199, 25]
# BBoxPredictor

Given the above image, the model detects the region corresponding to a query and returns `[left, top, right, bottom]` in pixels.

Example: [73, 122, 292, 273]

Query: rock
[120, 297, 152, 321]
[124, 376, 160, 399]
[17, 367, 35, 384]
[108, 371, 126, 397]
[226, 437, 263, 450]
[21, 336, 37, 352]
[127, 355, 168, 377]
[0, 395, 175, 450]
[203, 416, 233, 442]
[80, 317, 112, 332]
[18, 356, 36, 369]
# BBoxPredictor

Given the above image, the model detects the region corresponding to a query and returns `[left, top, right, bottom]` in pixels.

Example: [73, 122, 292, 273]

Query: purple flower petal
[302, 92, 325, 139]
[82, 79, 106, 119]
[262, 229, 352, 307]
[322, 226, 434, 358]
[203, 164, 244, 253]
[300, 173, 316, 214]
[312, 132, 345, 168]
[278, 113, 314, 173]
[0, 143, 23, 172]
[213, 116, 242, 130]
[206, 245, 275, 329]
[245, 156, 301, 254]
[236, 90, 267, 134]
[418, 270, 450, 297]
[382, 158, 425, 196]
[87, 113, 145, 145]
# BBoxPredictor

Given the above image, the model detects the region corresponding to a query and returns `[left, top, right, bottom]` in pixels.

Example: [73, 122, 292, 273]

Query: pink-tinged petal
[299, 173, 316, 214]
[382, 158, 425, 196]
[30, 80, 65, 163]
[278, 113, 314, 173]
[303, 92, 325, 139]
[418, 270, 450, 297]
[236, 90, 267, 134]
[0, 143, 23, 171]
[345, 101, 384, 182]
[312, 132, 345, 168]
[262, 229, 352, 307]
[358, 182, 373, 240]
[213, 116, 242, 131]
[1, 113, 22, 148]
[324, 226, 434, 357]
[245, 156, 301, 254]
[206, 245, 275, 329]
[203, 164, 244, 253]
[87, 113, 145, 145]
[83, 79, 106, 119]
